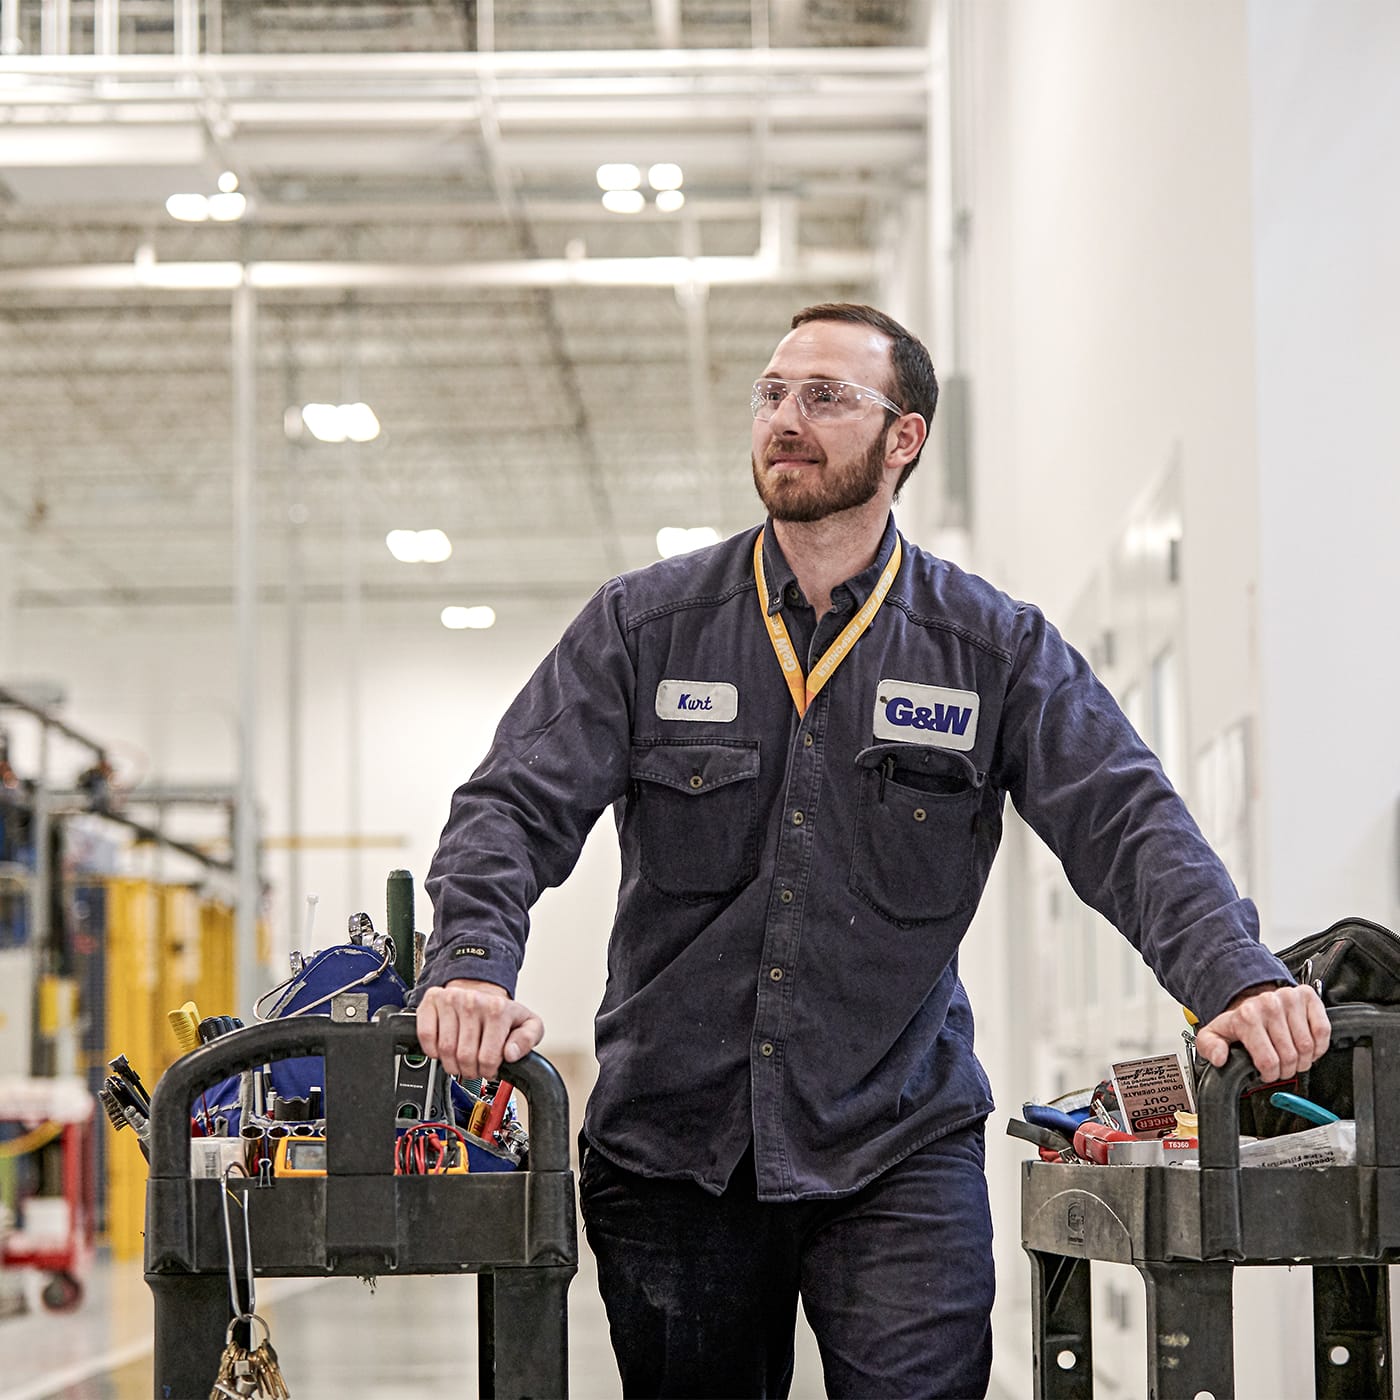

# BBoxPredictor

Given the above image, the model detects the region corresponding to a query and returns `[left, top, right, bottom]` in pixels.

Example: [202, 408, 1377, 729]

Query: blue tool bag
[189, 938, 525, 1173]
[191, 942, 409, 1136]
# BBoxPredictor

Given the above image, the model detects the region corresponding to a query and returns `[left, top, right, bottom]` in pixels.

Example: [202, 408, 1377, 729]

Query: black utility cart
[144, 1015, 576, 1399]
[1022, 1005, 1400, 1399]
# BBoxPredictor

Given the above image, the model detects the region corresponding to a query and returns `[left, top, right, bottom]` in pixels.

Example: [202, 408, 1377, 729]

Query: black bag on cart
[1237, 915, 1400, 1137]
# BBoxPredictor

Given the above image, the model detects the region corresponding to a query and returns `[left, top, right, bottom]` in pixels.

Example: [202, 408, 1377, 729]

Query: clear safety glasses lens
[750, 378, 902, 422]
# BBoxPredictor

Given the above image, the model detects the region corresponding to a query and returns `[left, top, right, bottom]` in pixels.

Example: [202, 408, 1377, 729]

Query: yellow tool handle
[167, 1000, 202, 1054]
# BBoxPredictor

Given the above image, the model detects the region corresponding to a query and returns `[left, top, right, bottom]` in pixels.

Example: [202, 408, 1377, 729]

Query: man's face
[750, 320, 900, 524]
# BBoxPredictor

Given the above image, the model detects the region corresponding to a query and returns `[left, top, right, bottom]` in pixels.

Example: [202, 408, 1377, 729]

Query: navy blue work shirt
[415, 516, 1292, 1201]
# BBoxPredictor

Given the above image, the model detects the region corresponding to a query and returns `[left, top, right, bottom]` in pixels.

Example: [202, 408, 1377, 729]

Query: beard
[750, 430, 887, 523]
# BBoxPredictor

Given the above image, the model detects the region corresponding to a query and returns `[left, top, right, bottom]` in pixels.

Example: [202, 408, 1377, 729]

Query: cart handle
[1196, 1002, 1400, 1258]
[146, 1013, 570, 1180]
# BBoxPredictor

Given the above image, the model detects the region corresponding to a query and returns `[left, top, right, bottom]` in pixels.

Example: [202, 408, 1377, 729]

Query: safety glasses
[750, 377, 905, 423]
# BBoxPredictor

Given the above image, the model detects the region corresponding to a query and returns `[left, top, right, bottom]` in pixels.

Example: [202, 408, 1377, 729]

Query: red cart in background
[0, 1077, 96, 1311]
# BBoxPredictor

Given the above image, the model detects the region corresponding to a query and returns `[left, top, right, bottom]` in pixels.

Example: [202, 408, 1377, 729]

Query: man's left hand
[1194, 983, 1331, 1081]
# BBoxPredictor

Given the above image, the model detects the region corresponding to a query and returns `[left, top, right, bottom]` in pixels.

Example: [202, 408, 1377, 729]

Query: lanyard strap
[753, 529, 902, 717]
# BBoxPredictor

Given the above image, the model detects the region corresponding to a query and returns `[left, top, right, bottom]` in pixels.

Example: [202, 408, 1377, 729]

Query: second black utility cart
[1021, 1005, 1400, 1399]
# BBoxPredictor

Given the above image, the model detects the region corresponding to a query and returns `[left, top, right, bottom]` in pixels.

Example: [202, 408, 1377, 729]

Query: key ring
[224, 1311, 271, 1352]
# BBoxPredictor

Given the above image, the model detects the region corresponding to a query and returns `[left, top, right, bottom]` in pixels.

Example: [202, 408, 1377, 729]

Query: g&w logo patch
[655, 679, 738, 723]
[872, 679, 979, 751]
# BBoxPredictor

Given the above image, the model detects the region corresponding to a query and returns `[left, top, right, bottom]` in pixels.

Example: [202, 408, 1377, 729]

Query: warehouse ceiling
[0, 0, 932, 618]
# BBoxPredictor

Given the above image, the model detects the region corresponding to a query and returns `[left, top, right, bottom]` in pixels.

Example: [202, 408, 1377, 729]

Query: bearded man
[415, 303, 1327, 1398]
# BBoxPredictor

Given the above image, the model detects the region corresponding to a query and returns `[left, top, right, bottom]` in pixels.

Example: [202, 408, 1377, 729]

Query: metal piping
[0, 47, 928, 78]
[0, 683, 109, 761]
[0, 249, 878, 294]
[651, 0, 681, 50]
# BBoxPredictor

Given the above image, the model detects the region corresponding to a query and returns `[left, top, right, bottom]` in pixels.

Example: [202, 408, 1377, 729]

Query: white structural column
[93, 0, 117, 55]
[232, 274, 260, 1014]
[340, 331, 364, 910]
[283, 388, 305, 953]
[0, 560, 15, 678]
[926, 0, 961, 528]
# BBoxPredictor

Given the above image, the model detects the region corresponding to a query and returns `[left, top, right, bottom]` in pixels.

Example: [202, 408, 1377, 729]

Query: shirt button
[779, 888, 794, 904]
[913, 808, 927, 822]
[785, 584, 801, 605]
[769, 967, 783, 982]
[689, 775, 704, 789]
[760, 1042, 775, 1057]
[792, 810, 805, 826]
[803, 733, 814, 748]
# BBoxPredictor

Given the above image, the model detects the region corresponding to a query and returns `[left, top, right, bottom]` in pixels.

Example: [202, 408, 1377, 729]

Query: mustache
[762, 440, 825, 466]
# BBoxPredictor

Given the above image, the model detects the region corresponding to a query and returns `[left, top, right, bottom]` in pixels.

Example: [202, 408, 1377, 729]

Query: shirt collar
[760, 514, 900, 617]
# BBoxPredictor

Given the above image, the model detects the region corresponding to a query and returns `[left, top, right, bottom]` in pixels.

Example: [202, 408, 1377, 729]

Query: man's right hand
[415, 979, 544, 1078]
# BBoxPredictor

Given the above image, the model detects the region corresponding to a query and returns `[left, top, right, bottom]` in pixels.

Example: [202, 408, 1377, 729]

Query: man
[414, 304, 1329, 1398]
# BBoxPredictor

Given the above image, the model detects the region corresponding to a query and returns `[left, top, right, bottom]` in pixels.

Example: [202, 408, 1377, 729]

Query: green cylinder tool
[387, 868, 417, 990]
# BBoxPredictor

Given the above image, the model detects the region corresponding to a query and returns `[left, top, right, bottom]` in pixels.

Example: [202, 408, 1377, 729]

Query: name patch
[872, 679, 979, 751]
[655, 679, 738, 723]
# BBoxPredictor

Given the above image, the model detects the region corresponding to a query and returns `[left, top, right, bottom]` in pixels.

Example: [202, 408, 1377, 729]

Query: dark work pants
[578, 1123, 994, 1400]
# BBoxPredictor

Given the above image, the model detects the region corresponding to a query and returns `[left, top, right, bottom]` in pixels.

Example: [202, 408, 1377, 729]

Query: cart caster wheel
[41, 1272, 83, 1312]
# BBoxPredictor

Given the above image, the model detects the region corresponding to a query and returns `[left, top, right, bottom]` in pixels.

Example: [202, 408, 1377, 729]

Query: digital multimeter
[274, 1137, 328, 1177]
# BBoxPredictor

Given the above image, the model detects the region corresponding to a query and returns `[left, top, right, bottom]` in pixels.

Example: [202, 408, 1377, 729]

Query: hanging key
[249, 1332, 291, 1398]
[209, 1337, 242, 1399]
[210, 1325, 254, 1399]
[215, 1312, 287, 1399]
[232, 1355, 259, 1397]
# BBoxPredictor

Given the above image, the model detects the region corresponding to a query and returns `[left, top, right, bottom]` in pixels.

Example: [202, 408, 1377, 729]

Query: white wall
[952, 2, 1400, 1395]
[1251, 0, 1400, 941]
[951, 1, 1272, 1390]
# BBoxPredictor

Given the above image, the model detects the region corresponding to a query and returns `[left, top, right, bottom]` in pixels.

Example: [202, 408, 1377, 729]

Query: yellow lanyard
[753, 529, 902, 717]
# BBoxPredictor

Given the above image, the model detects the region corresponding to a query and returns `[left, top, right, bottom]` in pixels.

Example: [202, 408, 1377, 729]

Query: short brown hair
[790, 303, 938, 493]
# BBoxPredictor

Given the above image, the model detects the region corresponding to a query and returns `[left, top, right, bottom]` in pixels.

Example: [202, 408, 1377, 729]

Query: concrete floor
[0, 1231, 835, 1400]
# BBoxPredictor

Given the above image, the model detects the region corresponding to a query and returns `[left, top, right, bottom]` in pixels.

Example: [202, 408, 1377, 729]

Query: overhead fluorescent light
[386, 530, 419, 562]
[655, 189, 686, 213]
[647, 163, 684, 191]
[165, 192, 210, 222]
[414, 529, 452, 563]
[339, 402, 381, 443]
[300, 402, 380, 444]
[300, 403, 346, 442]
[656, 526, 720, 558]
[387, 529, 452, 564]
[596, 162, 641, 192]
[602, 190, 645, 214]
[441, 605, 496, 630]
[207, 191, 247, 222]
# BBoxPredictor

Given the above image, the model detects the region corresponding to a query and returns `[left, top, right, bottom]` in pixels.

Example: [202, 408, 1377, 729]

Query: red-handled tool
[1073, 1121, 1137, 1165]
[481, 1080, 514, 1141]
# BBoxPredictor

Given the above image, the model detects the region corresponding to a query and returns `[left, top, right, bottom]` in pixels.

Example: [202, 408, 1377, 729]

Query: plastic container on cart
[1020, 1004, 1400, 1399]
[144, 1013, 576, 1399]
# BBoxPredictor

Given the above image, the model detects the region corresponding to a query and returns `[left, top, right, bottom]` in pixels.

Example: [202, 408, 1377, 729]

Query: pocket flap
[630, 739, 760, 795]
[854, 741, 981, 793]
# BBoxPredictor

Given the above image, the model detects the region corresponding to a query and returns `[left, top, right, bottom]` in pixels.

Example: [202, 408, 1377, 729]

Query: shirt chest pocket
[629, 739, 761, 901]
[849, 742, 984, 927]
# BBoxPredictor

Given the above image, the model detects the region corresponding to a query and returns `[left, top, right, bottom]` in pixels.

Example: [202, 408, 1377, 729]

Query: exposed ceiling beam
[0, 47, 928, 78]
[0, 249, 877, 292]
